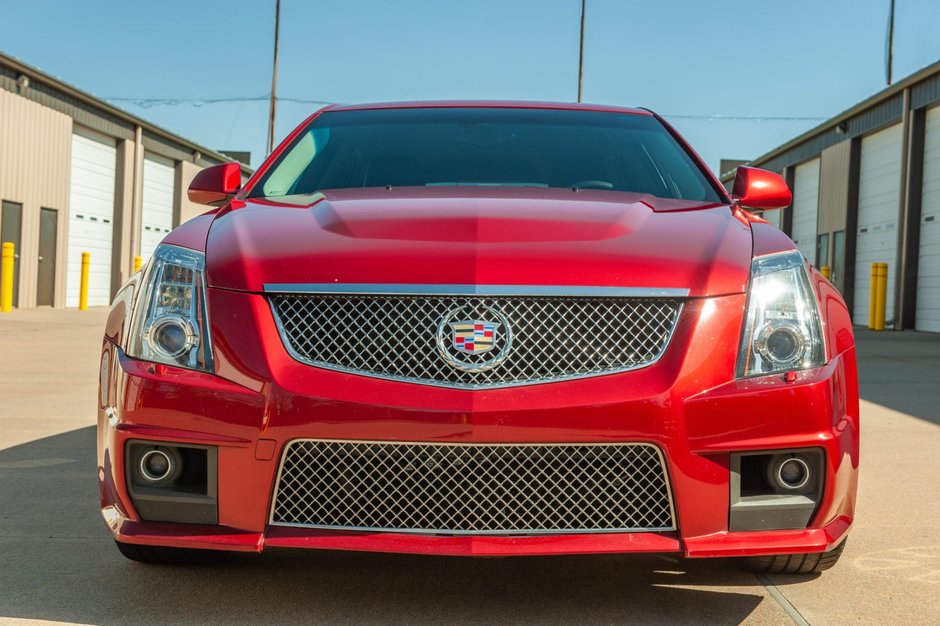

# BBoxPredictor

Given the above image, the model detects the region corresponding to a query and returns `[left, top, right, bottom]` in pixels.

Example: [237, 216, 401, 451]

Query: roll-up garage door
[853, 124, 902, 327]
[140, 154, 175, 264]
[67, 128, 116, 307]
[790, 159, 820, 261]
[917, 106, 940, 332]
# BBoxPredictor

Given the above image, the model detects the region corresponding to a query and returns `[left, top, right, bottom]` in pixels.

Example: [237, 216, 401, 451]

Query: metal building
[722, 59, 940, 333]
[0, 51, 251, 309]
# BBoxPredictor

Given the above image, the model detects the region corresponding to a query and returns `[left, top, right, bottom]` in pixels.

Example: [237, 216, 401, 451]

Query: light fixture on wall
[15, 75, 29, 92]
[834, 121, 848, 135]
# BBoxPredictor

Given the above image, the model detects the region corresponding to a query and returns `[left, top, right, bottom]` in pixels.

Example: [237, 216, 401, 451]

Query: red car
[98, 102, 858, 573]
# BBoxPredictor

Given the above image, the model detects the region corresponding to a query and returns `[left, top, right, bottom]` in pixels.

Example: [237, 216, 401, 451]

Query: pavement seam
[754, 573, 810, 626]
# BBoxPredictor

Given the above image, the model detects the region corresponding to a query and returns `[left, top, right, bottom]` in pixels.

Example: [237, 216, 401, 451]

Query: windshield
[250, 107, 722, 202]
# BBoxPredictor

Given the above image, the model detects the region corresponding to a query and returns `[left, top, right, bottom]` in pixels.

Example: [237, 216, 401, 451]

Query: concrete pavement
[0, 309, 937, 625]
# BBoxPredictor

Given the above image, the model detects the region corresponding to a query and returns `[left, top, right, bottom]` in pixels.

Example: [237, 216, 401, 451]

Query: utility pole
[886, 0, 895, 85]
[577, 0, 586, 102]
[267, 0, 281, 154]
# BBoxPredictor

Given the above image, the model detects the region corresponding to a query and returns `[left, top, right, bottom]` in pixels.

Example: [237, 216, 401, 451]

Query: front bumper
[97, 291, 859, 558]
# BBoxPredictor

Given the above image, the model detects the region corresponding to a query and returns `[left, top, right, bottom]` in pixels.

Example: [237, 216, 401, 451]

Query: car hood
[205, 187, 753, 297]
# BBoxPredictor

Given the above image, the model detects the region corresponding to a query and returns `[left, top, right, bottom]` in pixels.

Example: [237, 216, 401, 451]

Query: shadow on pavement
[855, 329, 940, 426]
[0, 426, 786, 625]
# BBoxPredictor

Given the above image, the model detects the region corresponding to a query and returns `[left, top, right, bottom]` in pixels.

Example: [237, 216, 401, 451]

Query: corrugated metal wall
[818, 141, 852, 235]
[0, 90, 72, 307]
[760, 95, 903, 174]
[177, 160, 209, 225]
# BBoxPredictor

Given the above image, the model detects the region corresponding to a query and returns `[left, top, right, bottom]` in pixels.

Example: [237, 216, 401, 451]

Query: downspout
[130, 124, 143, 274]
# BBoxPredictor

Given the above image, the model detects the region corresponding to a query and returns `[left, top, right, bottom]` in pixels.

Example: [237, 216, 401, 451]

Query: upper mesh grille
[270, 294, 681, 388]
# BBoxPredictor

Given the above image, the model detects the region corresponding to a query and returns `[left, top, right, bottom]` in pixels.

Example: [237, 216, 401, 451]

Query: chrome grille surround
[268, 285, 683, 389]
[270, 440, 676, 534]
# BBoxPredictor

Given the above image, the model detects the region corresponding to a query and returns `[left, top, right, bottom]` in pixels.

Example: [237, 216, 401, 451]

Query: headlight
[127, 244, 213, 372]
[737, 251, 824, 378]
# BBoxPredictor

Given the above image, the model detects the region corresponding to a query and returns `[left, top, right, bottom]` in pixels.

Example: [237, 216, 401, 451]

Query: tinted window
[251, 107, 721, 202]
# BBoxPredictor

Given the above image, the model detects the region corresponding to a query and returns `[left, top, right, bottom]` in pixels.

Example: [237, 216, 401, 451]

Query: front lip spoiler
[262, 283, 691, 298]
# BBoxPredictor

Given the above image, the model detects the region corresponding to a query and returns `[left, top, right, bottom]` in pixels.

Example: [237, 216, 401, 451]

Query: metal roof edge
[719, 57, 940, 181]
[0, 49, 253, 175]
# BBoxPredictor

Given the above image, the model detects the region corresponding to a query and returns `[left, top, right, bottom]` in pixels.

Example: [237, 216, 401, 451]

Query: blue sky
[3, 0, 940, 172]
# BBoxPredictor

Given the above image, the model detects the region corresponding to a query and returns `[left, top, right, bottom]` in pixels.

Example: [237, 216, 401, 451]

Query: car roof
[324, 100, 653, 116]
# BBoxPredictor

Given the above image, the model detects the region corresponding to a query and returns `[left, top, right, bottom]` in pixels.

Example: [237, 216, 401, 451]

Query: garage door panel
[916, 106, 940, 332]
[853, 124, 902, 327]
[140, 155, 175, 264]
[67, 131, 116, 308]
[790, 159, 820, 261]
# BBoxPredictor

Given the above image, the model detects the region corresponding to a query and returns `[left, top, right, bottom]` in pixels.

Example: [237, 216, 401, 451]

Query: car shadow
[855, 329, 940, 426]
[0, 427, 796, 624]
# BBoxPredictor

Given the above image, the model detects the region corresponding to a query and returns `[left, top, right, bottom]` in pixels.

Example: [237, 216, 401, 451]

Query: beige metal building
[0, 52, 251, 309]
[722, 59, 940, 333]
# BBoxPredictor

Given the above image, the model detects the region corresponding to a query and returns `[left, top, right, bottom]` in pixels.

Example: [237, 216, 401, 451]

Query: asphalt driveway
[0, 309, 937, 625]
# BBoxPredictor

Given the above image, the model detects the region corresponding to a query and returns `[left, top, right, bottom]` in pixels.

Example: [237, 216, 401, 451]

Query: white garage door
[853, 124, 902, 327]
[917, 106, 940, 332]
[140, 154, 175, 264]
[67, 128, 116, 308]
[790, 159, 820, 262]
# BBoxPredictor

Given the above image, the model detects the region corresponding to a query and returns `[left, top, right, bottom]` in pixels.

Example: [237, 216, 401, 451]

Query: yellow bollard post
[79, 251, 90, 311]
[133, 255, 142, 273]
[874, 263, 888, 331]
[820, 265, 831, 280]
[868, 263, 877, 330]
[1, 242, 14, 313]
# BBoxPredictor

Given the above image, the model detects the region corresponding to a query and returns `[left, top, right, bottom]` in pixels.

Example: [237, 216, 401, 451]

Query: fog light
[140, 449, 174, 483]
[773, 456, 810, 490]
[147, 315, 196, 359]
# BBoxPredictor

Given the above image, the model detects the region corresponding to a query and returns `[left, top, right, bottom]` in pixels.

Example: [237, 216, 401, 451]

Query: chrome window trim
[267, 299, 684, 390]
[264, 283, 690, 298]
[267, 439, 677, 535]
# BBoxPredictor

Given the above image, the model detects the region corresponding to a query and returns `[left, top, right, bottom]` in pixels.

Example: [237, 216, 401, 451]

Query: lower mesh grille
[270, 440, 675, 534]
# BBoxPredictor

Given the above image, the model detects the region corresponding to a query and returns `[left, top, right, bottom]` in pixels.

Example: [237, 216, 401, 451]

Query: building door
[791, 159, 820, 261]
[67, 127, 117, 308]
[1, 200, 22, 308]
[853, 124, 902, 327]
[831, 230, 846, 293]
[140, 154, 175, 264]
[37, 208, 58, 306]
[917, 106, 940, 332]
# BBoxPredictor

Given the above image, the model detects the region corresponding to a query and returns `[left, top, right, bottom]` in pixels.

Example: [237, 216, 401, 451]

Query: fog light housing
[126, 441, 218, 525]
[730, 448, 824, 531]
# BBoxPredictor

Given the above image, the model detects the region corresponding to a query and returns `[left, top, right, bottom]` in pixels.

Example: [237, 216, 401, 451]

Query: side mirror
[731, 166, 792, 211]
[188, 162, 242, 206]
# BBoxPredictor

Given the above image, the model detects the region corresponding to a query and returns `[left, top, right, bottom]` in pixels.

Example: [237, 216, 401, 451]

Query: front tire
[735, 539, 847, 574]
[115, 540, 227, 565]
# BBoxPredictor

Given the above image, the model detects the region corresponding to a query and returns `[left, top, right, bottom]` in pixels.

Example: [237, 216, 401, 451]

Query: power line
[102, 95, 827, 123]
[663, 113, 827, 122]
[103, 95, 336, 108]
